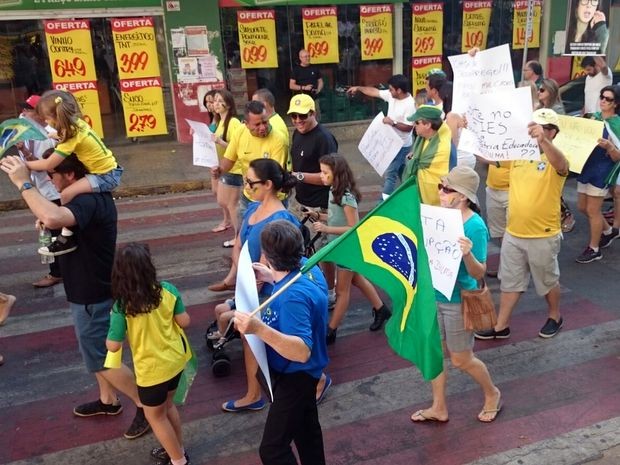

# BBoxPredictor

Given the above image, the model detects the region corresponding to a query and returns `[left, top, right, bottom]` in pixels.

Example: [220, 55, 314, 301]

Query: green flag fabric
[173, 327, 198, 405]
[300, 177, 443, 380]
[0, 118, 48, 157]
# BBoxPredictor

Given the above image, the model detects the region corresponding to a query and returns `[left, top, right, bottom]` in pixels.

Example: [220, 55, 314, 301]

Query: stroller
[204, 217, 322, 377]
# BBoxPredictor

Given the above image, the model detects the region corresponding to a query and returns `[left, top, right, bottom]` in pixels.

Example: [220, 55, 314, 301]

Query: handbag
[461, 279, 497, 331]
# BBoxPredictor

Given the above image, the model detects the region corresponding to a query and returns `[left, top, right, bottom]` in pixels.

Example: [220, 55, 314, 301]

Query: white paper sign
[449, 44, 515, 115]
[235, 243, 273, 401]
[459, 87, 540, 161]
[358, 112, 404, 176]
[185, 119, 218, 167]
[420, 204, 465, 300]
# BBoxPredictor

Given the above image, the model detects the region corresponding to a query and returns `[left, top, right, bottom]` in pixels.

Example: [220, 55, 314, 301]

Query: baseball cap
[407, 105, 443, 122]
[20, 95, 41, 110]
[287, 94, 315, 114]
[440, 166, 480, 204]
[532, 108, 559, 127]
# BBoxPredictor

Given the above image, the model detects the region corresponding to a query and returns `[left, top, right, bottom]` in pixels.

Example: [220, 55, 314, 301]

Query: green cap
[407, 105, 443, 122]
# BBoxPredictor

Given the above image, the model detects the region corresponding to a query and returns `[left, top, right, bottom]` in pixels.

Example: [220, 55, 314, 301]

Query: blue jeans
[382, 144, 411, 196]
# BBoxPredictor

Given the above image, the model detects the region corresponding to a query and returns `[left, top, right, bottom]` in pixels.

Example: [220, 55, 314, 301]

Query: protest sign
[185, 119, 218, 167]
[554, 115, 604, 174]
[459, 86, 540, 161]
[448, 43, 515, 115]
[358, 112, 404, 176]
[420, 204, 464, 300]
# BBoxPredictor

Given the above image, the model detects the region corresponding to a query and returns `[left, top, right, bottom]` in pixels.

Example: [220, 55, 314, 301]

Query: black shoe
[575, 246, 602, 264]
[73, 399, 122, 417]
[474, 327, 511, 340]
[38, 234, 77, 256]
[369, 304, 392, 331]
[151, 447, 169, 461]
[600, 228, 620, 249]
[539, 317, 563, 338]
[124, 408, 150, 439]
[155, 452, 190, 465]
[326, 327, 337, 345]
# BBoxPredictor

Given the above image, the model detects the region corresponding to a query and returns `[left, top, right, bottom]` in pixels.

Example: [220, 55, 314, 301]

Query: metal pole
[520, 0, 534, 83]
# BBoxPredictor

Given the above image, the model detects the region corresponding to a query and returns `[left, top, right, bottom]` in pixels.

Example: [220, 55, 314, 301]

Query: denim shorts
[70, 299, 114, 373]
[86, 165, 124, 193]
[220, 173, 243, 187]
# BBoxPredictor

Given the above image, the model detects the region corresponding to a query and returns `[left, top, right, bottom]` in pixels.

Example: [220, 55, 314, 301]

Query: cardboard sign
[185, 118, 219, 168]
[554, 115, 604, 174]
[358, 112, 404, 176]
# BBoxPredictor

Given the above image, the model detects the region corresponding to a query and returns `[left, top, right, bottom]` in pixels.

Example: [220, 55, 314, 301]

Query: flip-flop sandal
[478, 394, 502, 423]
[410, 409, 449, 423]
[222, 240, 235, 248]
[212, 224, 231, 233]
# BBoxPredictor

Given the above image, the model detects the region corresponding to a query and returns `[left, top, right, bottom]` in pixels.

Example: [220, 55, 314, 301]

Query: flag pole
[520, 0, 534, 83]
[247, 271, 304, 318]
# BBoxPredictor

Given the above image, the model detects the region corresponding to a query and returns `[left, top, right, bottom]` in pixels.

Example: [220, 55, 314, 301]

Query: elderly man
[402, 105, 456, 205]
[475, 109, 569, 340]
[523, 60, 544, 87]
[290, 49, 324, 97]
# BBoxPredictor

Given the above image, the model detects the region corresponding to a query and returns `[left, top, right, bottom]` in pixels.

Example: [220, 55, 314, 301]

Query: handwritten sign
[358, 112, 404, 176]
[512, 0, 541, 49]
[553, 115, 604, 174]
[412, 3, 443, 57]
[420, 204, 464, 300]
[185, 119, 218, 167]
[412, 55, 443, 96]
[448, 43, 515, 115]
[302, 7, 339, 64]
[360, 4, 393, 61]
[461, 1, 493, 52]
[237, 10, 278, 69]
[460, 86, 540, 161]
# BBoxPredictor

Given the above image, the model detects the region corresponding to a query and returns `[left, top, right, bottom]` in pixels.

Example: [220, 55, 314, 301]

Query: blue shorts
[86, 165, 123, 193]
[70, 299, 113, 373]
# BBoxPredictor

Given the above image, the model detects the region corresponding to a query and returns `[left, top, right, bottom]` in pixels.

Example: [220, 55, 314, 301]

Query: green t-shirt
[327, 189, 357, 242]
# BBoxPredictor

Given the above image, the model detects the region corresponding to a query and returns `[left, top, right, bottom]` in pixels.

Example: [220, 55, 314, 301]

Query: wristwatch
[294, 172, 305, 181]
[19, 182, 34, 193]
[391, 120, 397, 127]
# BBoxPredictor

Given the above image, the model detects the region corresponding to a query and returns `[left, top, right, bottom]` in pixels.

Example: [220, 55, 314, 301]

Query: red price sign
[54, 57, 87, 79]
[463, 30, 484, 49]
[363, 38, 384, 58]
[242, 45, 268, 65]
[414, 37, 435, 54]
[128, 113, 157, 132]
[307, 41, 329, 58]
[119, 52, 149, 74]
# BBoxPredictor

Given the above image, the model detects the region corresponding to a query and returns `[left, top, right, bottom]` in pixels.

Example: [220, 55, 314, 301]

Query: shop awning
[220, 0, 405, 6]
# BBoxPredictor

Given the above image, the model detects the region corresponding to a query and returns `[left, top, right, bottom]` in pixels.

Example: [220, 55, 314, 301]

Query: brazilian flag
[301, 177, 443, 381]
[0, 118, 48, 157]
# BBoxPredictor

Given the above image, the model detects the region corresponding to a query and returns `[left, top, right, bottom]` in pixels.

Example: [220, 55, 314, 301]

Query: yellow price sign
[412, 55, 443, 96]
[119, 78, 168, 137]
[302, 7, 340, 64]
[360, 4, 393, 61]
[512, 0, 541, 49]
[461, 1, 493, 52]
[53, 81, 104, 137]
[412, 3, 443, 57]
[112, 17, 161, 80]
[237, 10, 278, 69]
[571, 56, 587, 80]
[44, 20, 97, 83]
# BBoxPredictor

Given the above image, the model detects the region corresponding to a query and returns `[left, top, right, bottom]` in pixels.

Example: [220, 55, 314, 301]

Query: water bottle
[38, 228, 55, 264]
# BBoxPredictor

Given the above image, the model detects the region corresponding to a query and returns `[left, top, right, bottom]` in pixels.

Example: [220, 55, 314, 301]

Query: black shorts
[138, 370, 183, 407]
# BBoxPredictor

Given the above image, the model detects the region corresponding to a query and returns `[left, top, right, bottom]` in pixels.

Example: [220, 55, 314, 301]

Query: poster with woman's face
[564, 0, 610, 55]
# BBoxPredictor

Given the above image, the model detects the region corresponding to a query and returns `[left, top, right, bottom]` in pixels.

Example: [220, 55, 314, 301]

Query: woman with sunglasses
[411, 166, 501, 424]
[575, 85, 620, 263]
[565, 0, 608, 54]
[537, 79, 565, 115]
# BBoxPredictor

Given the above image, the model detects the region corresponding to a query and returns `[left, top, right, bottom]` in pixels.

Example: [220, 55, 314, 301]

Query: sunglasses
[289, 112, 310, 121]
[437, 183, 457, 194]
[537, 88, 547, 93]
[244, 178, 264, 188]
[600, 95, 615, 103]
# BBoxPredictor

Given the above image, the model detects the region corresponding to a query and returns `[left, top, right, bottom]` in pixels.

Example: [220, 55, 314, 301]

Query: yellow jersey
[55, 119, 117, 174]
[486, 162, 511, 191]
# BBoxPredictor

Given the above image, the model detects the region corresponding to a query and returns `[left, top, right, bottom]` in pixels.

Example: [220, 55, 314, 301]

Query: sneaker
[369, 304, 392, 331]
[326, 327, 337, 345]
[474, 327, 511, 340]
[73, 399, 122, 417]
[539, 317, 563, 338]
[124, 408, 150, 439]
[155, 452, 190, 465]
[575, 246, 602, 264]
[38, 235, 77, 256]
[600, 228, 620, 249]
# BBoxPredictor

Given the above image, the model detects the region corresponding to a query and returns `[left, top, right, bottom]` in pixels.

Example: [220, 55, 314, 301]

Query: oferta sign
[0, 0, 161, 10]
[220, 0, 403, 5]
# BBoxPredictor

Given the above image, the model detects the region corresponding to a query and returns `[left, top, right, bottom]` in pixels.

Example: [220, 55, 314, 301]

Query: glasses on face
[600, 95, 615, 103]
[579, 0, 599, 6]
[437, 183, 457, 194]
[537, 88, 547, 93]
[290, 112, 309, 121]
[244, 178, 264, 188]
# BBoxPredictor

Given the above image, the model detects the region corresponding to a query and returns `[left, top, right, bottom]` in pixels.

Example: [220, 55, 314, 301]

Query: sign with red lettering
[237, 10, 278, 68]
[302, 7, 339, 64]
[119, 78, 168, 137]
[412, 3, 443, 58]
[461, 1, 492, 52]
[360, 4, 393, 61]
[412, 55, 442, 95]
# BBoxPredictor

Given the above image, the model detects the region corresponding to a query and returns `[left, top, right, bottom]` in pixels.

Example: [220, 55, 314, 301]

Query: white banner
[459, 87, 540, 161]
[358, 112, 404, 176]
[420, 204, 464, 300]
[448, 43, 515, 115]
[186, 118, 218, 167]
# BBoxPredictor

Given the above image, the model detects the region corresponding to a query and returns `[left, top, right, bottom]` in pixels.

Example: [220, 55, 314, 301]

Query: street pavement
[1, 146, 620, 465]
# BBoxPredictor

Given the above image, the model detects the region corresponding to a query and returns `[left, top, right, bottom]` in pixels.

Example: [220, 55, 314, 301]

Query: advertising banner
[461, 1, 493, 52]
[237, 10, 278, 68]
[360, 4, 393, 61]
[0, 0, 161, 10]
[119, 78, 168, 137]
[411, 3, 443, 58]
[512, 0, 542, 49]
[411, 55, 442, 96]
[44, 19, 103, 137]
[302, 7, 340, 64]
[564, 0, 610, 55]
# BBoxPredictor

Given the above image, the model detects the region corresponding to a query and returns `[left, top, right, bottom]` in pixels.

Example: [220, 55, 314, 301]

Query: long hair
[249, 158, 297, 195]
[539, 78, 563, 111]
[203, 89, 216, 125]
[566, 0, 605, 43]
[37, 90, 81, 142]
[213, 89, 237, 142]
[111, 243, 162, 317]
[319, 153, 361, 206]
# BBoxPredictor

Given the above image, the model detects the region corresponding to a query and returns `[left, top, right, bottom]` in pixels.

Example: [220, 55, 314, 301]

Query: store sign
[512, 0, 541, 49]
[412, 3, 443, 58]
[44, 19, 103, 137]
[0, 0, 161, 9]
[461, 1, 492, 52]
[221, 0, 405, 5]
[112, 17, 167, 137]
[411, 55, 442, 95]
[237, 10, 278, 69]
[360, 4, 393, 61]
[302, 7, 339, 65]
[571, 56, 587, 80]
